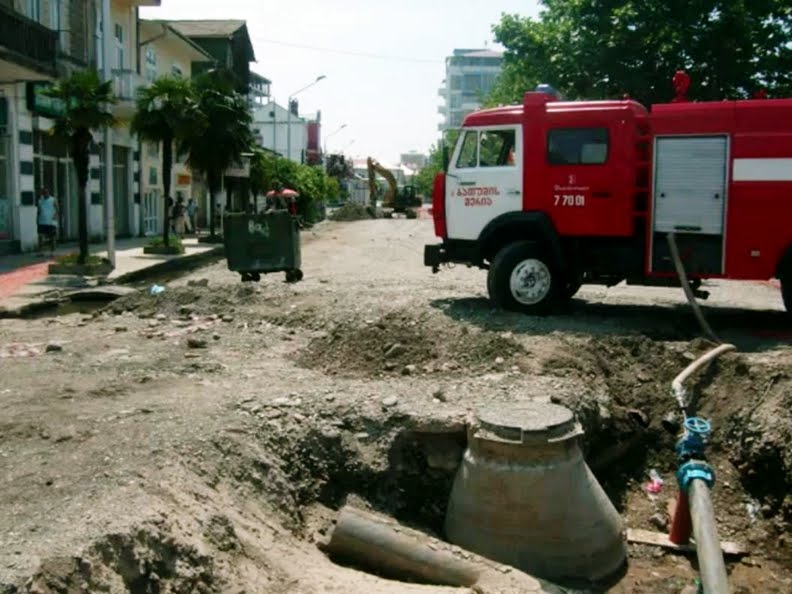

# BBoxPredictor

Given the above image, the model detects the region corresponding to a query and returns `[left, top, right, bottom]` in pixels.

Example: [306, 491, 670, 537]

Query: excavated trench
[9, 284, 791, 592]
[14, 357, 792, 594]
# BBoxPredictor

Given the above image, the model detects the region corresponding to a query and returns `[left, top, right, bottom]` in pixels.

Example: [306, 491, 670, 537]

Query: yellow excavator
[367, 157, 418, 218]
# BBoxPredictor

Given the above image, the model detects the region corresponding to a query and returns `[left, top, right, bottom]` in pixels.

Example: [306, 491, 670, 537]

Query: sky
[140, 0, 541, 165]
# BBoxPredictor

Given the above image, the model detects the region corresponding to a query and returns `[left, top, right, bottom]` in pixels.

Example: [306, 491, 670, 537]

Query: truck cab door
[544, 123, 633, 238]
[445, 126, 523, 241]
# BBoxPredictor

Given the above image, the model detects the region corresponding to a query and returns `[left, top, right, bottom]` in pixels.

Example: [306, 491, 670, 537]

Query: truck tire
[487, 241, 560, 314]
[782, 275, 792, 314]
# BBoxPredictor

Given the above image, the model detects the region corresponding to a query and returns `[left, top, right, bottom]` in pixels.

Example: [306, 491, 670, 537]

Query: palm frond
[44, 70, 117, 137]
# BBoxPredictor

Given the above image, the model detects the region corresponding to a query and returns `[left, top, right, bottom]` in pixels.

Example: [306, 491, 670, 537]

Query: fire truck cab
[425, 86, 792, 314]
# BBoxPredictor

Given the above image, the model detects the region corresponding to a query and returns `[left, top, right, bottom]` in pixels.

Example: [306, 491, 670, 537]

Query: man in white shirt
[37, 187, 59, 255]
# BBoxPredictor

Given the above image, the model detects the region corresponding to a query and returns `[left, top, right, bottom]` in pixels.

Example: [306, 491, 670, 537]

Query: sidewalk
[0, 235, 223, 313]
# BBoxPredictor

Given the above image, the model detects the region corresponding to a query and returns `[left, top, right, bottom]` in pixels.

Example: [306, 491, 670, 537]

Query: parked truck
[424, 74, 792, 314]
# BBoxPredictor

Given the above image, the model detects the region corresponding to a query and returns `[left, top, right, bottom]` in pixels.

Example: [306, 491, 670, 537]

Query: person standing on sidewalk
[186, 197, 197, 234]
[36, 187, 58, 256]
[172, 196, 187, 236]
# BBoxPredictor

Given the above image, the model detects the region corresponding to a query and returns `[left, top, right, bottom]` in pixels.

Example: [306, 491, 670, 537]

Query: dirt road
[1, 218, 790, 593]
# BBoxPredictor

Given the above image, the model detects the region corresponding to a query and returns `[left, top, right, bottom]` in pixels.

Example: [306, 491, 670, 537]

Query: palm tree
[45, 70, 116, 264]
[181, 73, 253, 239]
[131, 76, 200, 246]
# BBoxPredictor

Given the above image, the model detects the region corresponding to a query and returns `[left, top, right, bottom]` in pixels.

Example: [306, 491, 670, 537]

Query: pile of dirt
[102, 283, 263, 320]
[544, 334, 792, 522]
[200, 409, 466, 538]
[328, 203, 375, 221]
[541, 335, 704, 435]
[722, 369, 792, 518]
[297, 311, 525, 376]
[21, 526, 217, 594]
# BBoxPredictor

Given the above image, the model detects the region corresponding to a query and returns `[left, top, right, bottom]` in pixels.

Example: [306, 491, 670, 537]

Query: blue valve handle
[684, 416, 711, 437]
[676, 417, 712, 461]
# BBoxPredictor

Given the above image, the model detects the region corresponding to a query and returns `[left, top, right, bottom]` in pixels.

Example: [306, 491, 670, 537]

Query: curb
[0, 246, 225, 319]
[0, 296, 66, 319]
[111, 245, 225, 285]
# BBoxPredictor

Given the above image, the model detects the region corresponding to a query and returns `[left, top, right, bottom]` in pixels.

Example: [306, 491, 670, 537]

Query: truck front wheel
[487, 241, 560, 314]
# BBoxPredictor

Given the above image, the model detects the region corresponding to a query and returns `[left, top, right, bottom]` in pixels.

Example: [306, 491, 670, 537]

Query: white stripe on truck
[732, 158, 792, 181]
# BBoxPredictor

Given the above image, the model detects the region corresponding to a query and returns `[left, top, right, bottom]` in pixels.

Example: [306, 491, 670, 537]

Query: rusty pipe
[689, 479, 731, 594]
[321, 505, 551, 593]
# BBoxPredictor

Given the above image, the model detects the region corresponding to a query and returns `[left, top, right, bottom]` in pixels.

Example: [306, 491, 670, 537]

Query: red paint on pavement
[0, 260, 52, 301]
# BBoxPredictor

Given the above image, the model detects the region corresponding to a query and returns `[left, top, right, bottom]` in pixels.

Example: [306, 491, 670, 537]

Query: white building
[0, 0, 159, 254]
[252, 99, 308, 163]
[137, 19, 213, 235]
[438, 48, 502, 131]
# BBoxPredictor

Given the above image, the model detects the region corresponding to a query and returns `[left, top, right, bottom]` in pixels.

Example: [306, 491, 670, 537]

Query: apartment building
[137, 19, 213, 235]
[438, 48, 502, 132]
[0, 0, 159, 253]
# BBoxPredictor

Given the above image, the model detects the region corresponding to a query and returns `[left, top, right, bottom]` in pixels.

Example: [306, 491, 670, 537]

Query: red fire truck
[425, 76, 792, 314]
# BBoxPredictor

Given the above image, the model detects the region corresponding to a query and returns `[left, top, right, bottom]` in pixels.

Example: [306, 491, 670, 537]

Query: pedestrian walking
[186, 198, 198, 234]
[36, 187, 58, 256]
[173, 196, 187, 236]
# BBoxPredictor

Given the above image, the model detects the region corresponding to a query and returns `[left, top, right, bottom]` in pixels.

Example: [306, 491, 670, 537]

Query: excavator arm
[367, 157, 398, 209]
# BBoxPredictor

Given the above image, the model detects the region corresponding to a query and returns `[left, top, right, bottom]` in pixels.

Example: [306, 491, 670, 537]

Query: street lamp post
[323, 123, 347, 155]
[286, 75, 326, 162]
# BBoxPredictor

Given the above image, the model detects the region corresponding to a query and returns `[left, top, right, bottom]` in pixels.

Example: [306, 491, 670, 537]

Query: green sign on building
[26, 82, 67, 118]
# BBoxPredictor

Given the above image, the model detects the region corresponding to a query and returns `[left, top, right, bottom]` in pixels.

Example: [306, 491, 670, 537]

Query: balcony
[0, 4, 57, 78]
[112, 69, 143, 119]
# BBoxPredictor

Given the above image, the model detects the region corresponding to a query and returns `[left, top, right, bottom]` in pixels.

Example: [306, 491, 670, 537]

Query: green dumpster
[223, 210, 303, 283]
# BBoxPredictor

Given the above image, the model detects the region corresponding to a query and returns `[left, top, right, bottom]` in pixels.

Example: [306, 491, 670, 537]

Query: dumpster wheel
[285, 269, 304, 283]
[240, 272, 261, 282]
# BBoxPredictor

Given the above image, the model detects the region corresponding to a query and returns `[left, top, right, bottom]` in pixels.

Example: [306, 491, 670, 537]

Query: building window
[114, 23, 125, 69]
[547, 128, 609, 165]
[147, 141, 159, 158]
[48, 0, 60, 33]
[171, 64, 183, 78]
[144, 47, 157, 83]
[26, 0, 40, 21]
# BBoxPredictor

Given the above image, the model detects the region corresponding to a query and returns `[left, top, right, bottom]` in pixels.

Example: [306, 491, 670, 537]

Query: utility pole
[101, 0, 115, 266]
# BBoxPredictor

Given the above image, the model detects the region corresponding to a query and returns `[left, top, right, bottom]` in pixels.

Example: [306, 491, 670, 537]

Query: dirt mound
[23, 526, 217, 594]
[298, 311, 525, 376]
[543, 335, 792, 520]
[102, 283, 262, 320]
[328, 203, 375, 221]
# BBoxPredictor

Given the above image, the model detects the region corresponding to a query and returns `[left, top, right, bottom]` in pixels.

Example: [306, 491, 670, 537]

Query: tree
[325, 153, 353, 179]
[414, 129, 460, 197]
[45, 70, 116, 264]
[181, 73, 253, 239]
[131, 76, 200, 246]
[490, 1, 792, 106]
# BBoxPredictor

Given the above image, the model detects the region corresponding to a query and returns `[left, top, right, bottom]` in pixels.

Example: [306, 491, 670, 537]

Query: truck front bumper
[424, 240, 481, 273]
[424, 244, 445, 272]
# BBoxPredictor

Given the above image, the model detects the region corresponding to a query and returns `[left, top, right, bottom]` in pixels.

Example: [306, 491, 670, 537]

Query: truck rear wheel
[487, 241, 560, 315]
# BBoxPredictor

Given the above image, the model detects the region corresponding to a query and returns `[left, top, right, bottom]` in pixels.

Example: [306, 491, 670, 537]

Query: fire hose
[666, 233, 733, 594]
